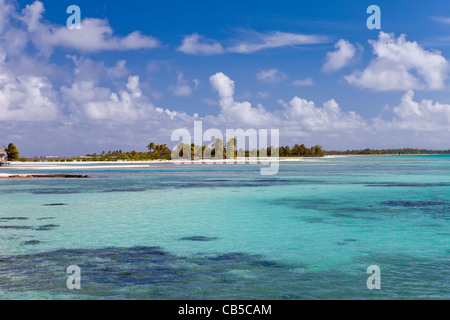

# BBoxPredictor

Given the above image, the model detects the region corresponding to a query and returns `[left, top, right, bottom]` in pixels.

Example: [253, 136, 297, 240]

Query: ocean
[0, 155, 449, 299]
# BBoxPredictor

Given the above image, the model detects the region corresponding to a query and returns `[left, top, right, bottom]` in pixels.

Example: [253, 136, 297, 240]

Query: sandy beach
[0, 155, 347, 172]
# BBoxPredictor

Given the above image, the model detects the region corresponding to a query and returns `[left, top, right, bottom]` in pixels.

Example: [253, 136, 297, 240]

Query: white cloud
[20, 1, 160, 55]
[107, 60, 129, 79]
[256, 69, 287, 84]
[0, 0, 14, 33]
[0, 50, 59, 121]
[193, 79, 200, 88]
[209, 72, 273, 126]
[169, 72, 196, 97]
[431, 16, 450, 25]
[178, 31, 328, 55]
[390, 90, 450, 131]
[209, 72, 365, 135]
[282, 97, 364, 131]
[369, 90, 450, 147]
[2, 0, 450, 155]
[322, 39, 357, 73]
[291, 78, 314, 86]
[177, 33, 224, 55]
[257, 91, 269, 98]
[228, 31, 327, 54]
[61, 76, 151, 121]
[66, 56, 129, 81]
[345, 32, 449, 91]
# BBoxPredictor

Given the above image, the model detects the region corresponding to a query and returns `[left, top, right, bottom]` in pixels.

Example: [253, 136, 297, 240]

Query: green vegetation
[85, 147, 171, 161]
[12, 138, 327, 162]
[14, 141, 450, 163]
[280, 144, 325, 157]
[3, 143, 19, 161]
[14, 140, 326, 162]
[325, 148, 450, 155]
[80, 140, 325, 161]
[171, 139, 325, 160]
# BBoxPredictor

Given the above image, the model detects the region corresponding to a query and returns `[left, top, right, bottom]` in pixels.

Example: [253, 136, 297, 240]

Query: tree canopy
[3, 143, 19, 161]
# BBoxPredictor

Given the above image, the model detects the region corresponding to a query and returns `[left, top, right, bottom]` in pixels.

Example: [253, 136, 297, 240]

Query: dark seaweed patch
[104, 188, 147, 193]
[0, 217, 29, 221]
[22, 240, 42, 246]
[0, 246, 447, 299]
[301, 216, 325, 223]
[180, 236, 218, 242]
[32, 190, 80, 195]
[35, 224, 60, 231]
[210, 252, 258, 262]
[367, 182, 450, 187]
[382, 201, 446, 207]
[329, 212, 378, 220]
[337, 239, 358, 246]
[0, 225, 33, 230]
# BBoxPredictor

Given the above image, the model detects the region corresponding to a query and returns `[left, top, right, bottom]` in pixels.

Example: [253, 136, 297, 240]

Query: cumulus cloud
[322, 39, 357, 73]
[66, 56, 130, 81]
[291, 78, 314, 86]
[209, 72, 365, 136]
[2, 0, 450, 155]
[169, 72, 196, 97]
[209, 72, 273, 126]
[0, 0, 14, 33]
[0, 50, 59, 121]
[206, 73, 450, 149]
[61, 76, 152, 121]
[177, 33, 224, 55]
[389, 90, 450, 131]
[20, 1, 160, 55]
[281, 97, 364, 131]
[345, 32, 449, 91]
[256, 69, 287, 84]
[369, 90, 450, 148]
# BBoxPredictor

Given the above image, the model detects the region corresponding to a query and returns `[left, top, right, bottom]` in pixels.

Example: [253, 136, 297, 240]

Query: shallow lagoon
[0, 155, 449, 299]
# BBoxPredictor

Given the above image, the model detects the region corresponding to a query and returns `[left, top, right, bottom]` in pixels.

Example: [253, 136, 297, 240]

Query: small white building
[0, 148, 7, 165]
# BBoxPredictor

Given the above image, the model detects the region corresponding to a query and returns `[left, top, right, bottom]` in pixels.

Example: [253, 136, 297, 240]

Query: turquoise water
[0, 155, 449, 299]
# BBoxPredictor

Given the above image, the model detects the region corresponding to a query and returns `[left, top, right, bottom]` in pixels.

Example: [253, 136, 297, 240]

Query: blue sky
[1, 0, 450, 156]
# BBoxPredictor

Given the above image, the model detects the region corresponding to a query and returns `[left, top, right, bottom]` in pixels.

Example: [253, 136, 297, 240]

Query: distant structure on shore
[0, 148, 7, 166]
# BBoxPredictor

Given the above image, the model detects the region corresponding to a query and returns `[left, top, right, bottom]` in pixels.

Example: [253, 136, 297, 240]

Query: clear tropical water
[0, 155, 449, 299]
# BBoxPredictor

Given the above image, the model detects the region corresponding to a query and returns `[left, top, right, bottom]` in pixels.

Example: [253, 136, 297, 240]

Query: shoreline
[1, 154, 442, 177]
[6, 155, 347, 164]
[0, 156, 347, 172]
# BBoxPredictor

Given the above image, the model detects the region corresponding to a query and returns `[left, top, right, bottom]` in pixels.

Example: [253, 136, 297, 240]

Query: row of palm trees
[169, 138, 326, 160]
[146, 143, 171, 159]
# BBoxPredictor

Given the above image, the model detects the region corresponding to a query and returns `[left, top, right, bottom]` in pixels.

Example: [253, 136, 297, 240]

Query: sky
[1, 0, 450, 156]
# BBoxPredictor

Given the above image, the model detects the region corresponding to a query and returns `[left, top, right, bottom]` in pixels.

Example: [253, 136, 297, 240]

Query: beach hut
[0, 148, 7, 166]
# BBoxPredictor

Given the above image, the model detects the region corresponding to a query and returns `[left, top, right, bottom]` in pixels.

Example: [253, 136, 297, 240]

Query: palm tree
[226, 138, 237, 159]
[211, 138, 223, 159]
[3, 143, 19, 161]
[147, 142, 156, 152]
